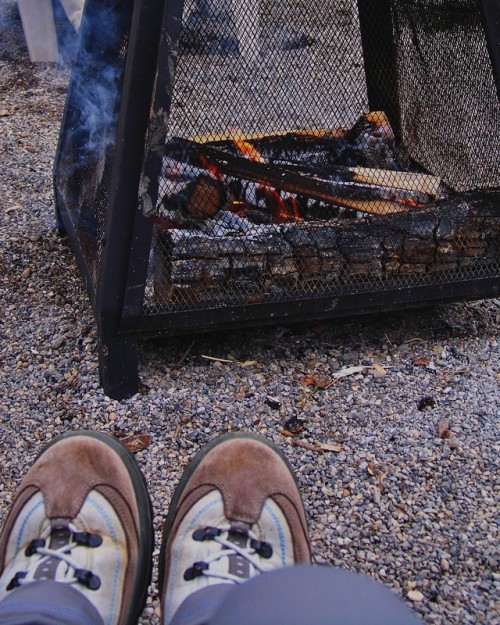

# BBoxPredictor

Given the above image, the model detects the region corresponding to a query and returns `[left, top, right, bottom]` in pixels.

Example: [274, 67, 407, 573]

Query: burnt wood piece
[169, 173, 226, 217]
[164, 139, 436, 216]
[267, 160, 442, 203]
[203, 123, 443, 198]
[195, 112, 400, 170]
[187, 128, 350, 143]
[203, 131, 349, 170]
[153, 195, 499, 305]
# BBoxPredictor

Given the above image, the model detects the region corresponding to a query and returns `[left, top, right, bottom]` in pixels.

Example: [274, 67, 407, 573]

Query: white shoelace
[192, 524, 271, 584]
[10, 523, 101, 590]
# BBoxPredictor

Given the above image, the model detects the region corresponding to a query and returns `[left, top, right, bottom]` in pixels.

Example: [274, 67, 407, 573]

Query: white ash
[0, 3, 499, 625]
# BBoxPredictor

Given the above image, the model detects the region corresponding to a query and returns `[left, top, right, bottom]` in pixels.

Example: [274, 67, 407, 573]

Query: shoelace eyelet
[25, 538, 46, 557]
[184, 561, 209, 580]
[73, 531, 103, 548]
[192, 527, 222, 541]
[250, 538, 273, 559]
[7, 571, 27, 590]
[74, 568, 101, 590]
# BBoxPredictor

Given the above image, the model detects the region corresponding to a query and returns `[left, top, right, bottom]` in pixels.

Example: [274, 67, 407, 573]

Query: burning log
[161, 112, 446, 223]
[173, 173, 225, 217]
[166, 138, 438, 217]
[195, 113, 441, 188]
[153, 122, 497, 306]
[340, 167, 442, 198]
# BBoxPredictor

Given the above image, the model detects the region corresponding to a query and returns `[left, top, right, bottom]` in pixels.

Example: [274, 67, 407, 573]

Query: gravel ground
[1, 2, 499, 624]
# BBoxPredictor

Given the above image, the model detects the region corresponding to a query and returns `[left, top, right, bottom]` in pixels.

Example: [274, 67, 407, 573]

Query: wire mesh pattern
[395, 0, 500, 190]
[144, 0, 499, 313]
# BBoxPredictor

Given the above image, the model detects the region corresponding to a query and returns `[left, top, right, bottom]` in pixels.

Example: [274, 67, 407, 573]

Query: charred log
[164, 138, 443, 217]
[154, 193, 499, 304]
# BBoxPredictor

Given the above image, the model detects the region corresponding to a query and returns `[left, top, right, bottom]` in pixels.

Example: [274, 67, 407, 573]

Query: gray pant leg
[170, 565, 423, 625]
[0, 581, 104, 625]
[169, 585, 233, 625]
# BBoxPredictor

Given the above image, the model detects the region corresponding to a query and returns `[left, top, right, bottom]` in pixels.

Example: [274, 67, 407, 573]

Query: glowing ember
[401, 197, 423, 208]
[199, 154, 223, 182]
[255, 187, 302, 223]
[232, 134, 302, 223]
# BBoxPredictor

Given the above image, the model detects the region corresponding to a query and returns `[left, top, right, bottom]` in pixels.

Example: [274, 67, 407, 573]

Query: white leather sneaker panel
[164, 489, 295, 624]
[0, 490, 127, 625]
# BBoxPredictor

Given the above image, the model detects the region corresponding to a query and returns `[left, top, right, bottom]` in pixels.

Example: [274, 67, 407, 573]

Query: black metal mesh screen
[394, 0, 499, 191]
[167, 0, 367, 137]
[144, 0, 499, 314]
[54, 1, 132, 287]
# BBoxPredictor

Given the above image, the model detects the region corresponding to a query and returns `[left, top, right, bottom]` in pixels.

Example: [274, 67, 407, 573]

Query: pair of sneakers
[0, 431, 311, 625]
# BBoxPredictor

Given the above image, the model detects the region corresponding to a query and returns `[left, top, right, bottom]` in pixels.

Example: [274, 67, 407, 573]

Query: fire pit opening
[54, 0, 499, 398]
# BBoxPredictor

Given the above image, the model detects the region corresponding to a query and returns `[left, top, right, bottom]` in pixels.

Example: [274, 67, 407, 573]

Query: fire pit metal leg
[93, 0, 169, 399]
[98, 335, 139, 400]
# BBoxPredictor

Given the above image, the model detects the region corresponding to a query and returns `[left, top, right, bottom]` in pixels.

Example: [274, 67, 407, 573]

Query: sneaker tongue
[226, 522, 251, 579]
[33, 525, 71, 581]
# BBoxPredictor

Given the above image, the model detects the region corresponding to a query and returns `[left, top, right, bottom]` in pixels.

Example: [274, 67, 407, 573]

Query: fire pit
[54, 0, 500, 399]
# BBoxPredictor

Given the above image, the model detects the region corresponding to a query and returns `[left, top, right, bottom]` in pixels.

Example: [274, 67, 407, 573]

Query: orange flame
[232, 133, 302, 223]
[233, 138, 264, 163]
[199, 154, 223, 182]
[402, 197, 423, 208]
[257, 187, 302, 223]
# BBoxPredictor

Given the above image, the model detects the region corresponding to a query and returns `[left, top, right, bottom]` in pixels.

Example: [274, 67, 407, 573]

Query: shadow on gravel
[140, 300, 498, 370]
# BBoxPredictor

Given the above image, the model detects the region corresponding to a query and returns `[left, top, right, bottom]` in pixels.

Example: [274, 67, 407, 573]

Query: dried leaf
[394, 504, 412, 519]
[332, 366, 366, 379]
[19, 267, 31, 281]
[280, 428, 296, 437]
[300, 374, 333, 389]
[121, 434, 152, 453]
[290, 439, 324, 453]
[6, 204, 22, 214]
[372, 363, 386, 374]
[437, 419, 451, 439]
[300, 375, 316, 386]
[201, 355, 257, 367]
[239, 360, 257, 368]
[413, 356, 430, 366]
[315, 375, 333, 389]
